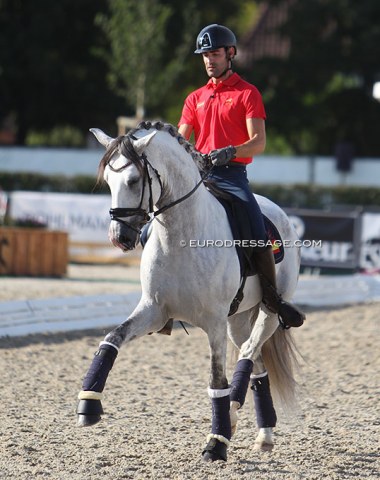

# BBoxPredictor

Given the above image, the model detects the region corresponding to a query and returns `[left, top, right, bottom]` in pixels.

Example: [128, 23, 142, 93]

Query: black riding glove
[209, 146, 237, 166]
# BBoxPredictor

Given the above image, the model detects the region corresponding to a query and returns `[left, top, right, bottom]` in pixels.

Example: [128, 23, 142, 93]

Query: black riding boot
[253, 247, 305, 328]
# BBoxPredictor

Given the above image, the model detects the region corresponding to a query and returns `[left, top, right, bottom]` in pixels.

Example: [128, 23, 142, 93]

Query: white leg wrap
[207, 387, 231, 398]
[206, 433, 230, 447]
[250, 371, 268, 380]
[99, 340, 119, 352]
[78, 390, 103, 401]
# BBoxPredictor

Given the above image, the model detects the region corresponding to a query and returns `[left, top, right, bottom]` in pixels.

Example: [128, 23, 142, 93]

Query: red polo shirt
[178, 73, 266, 164]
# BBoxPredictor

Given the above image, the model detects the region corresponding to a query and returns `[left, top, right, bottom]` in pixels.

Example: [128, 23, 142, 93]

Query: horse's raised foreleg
[76, 300, 167, 427]
[202, 325, 231, 463]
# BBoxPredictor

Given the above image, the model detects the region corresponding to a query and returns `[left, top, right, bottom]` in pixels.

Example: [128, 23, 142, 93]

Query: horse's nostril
[118, 234, 138, 251]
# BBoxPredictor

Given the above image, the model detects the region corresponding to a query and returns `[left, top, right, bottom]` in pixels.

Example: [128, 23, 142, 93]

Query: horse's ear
[132, 131, 157, 154]
[89, 128, 114, 148]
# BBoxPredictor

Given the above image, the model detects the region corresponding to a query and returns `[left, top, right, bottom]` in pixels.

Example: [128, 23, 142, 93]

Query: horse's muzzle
[109, 221, 140, 251]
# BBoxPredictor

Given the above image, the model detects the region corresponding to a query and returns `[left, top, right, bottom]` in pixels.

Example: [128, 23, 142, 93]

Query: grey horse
[77, 122, 301, 462]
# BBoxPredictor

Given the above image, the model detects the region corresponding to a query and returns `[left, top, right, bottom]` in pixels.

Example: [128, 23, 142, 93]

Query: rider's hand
[209, 146, 237, 166]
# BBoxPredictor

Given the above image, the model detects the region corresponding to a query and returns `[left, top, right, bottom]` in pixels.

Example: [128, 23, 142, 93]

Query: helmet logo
[199, 32, 212, 50]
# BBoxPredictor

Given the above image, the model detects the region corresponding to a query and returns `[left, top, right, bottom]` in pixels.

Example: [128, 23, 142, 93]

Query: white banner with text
[8, 191, 134, 262]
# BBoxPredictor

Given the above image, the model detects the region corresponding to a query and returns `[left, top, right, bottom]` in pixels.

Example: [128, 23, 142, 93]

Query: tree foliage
[244, 0, 380, 156]
[0, 0, 379, 156]
[0, 0, 246, 143]
[96, 0, 198, 119]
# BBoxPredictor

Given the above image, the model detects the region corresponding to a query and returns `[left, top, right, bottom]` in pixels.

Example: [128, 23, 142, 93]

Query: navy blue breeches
[209, 164, 268, 249]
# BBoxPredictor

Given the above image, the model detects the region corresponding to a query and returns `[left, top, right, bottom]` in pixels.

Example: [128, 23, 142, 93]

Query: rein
[109, 149, 212, 233]
[153, 161, 212, 217]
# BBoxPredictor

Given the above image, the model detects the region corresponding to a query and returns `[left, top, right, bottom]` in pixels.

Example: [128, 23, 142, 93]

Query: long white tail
[261, 328, 300, 412]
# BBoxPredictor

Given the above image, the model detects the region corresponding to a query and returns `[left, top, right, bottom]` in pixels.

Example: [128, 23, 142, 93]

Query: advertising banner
[286, 208, 362, 270]
[360, 212, 380, 272]
[9, 191, 110, 242]
[7, 191, 132, 262]
[7, 192, 380, 269]
[0, 189, 8, 222]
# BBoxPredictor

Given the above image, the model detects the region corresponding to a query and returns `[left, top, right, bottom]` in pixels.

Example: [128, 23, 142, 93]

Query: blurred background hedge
[0, 172, 107, 195]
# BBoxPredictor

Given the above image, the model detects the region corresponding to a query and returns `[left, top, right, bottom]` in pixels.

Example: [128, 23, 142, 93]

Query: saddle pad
[231, 214, 285, 277]
[264, 216, 285, 265]
[208, 187, 284, 276]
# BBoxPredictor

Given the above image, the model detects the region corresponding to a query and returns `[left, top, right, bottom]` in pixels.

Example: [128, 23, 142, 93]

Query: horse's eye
[127, 176, 140, 187]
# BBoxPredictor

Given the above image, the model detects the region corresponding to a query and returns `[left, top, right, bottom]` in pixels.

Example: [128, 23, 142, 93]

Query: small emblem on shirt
[196, 101, 205, 109]
[225, 98, 233, 106]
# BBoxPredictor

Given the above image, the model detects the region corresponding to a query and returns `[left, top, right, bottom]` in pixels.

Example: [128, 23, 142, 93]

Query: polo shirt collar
[207, 72, 241, 90]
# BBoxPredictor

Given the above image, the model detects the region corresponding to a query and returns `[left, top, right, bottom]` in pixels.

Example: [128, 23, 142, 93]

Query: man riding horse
[178, 24, 305, 329]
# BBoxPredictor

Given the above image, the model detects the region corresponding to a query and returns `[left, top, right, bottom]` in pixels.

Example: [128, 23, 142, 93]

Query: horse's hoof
[253, 441, 274, 452]
[76, 399, 103, 427]
[202, 438, 227, 462]
[253, 428, 274, 452]
[77, 413, 102, 427]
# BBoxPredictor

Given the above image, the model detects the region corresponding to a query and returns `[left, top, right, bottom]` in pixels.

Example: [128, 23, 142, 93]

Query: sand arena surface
[0, 265, 379, 479]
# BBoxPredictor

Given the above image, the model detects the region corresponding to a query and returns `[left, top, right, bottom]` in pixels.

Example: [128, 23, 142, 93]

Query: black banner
[285, 209, 362, 270]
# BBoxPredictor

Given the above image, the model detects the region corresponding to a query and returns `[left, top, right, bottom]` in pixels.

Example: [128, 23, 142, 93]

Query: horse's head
[91, 126, 162, 251]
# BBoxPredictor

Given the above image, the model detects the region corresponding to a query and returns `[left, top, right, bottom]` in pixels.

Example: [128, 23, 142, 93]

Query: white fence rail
[0, 292, 141, 337]
[1, 146, 380, 186]
[1, 276, 380, 338]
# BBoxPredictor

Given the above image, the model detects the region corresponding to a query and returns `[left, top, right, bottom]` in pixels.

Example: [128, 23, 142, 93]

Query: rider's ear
[89, 128, 113, 148]
[225, 46, 235, 61]
[132, 131, 157, 155]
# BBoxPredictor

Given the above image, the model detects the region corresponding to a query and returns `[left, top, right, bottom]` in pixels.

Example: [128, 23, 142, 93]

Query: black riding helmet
[194, 24, 237, 55]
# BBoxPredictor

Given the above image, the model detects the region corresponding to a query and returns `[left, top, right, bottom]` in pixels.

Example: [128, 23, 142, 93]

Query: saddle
[204, 181, 285, 317]
[205, 181, 284, 278]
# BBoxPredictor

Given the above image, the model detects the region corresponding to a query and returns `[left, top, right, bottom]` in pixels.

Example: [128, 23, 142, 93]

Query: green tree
[243, 0, 380, 156]
[96, 0, 199, 121]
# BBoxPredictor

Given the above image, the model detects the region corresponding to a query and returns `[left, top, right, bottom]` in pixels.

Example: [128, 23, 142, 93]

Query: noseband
[109, 148, 212, 235]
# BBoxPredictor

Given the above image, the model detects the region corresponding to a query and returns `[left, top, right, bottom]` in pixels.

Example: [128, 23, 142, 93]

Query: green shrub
[0, 172, 107, 194]
[25, 126, 85, 147]
[253, 183, 380, 209]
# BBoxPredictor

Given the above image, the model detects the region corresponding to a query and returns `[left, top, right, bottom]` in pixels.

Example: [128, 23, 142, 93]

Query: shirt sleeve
[178, 93, 195, 127]
[245, 87, 266, 120]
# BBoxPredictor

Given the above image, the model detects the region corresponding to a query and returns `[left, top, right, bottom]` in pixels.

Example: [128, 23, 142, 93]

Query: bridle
[109, 149, 212, 235]
[109, 152, 161, 235]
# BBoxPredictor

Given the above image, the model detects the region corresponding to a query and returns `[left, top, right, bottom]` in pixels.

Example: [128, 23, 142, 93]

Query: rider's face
[202, 48, 230, 79]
